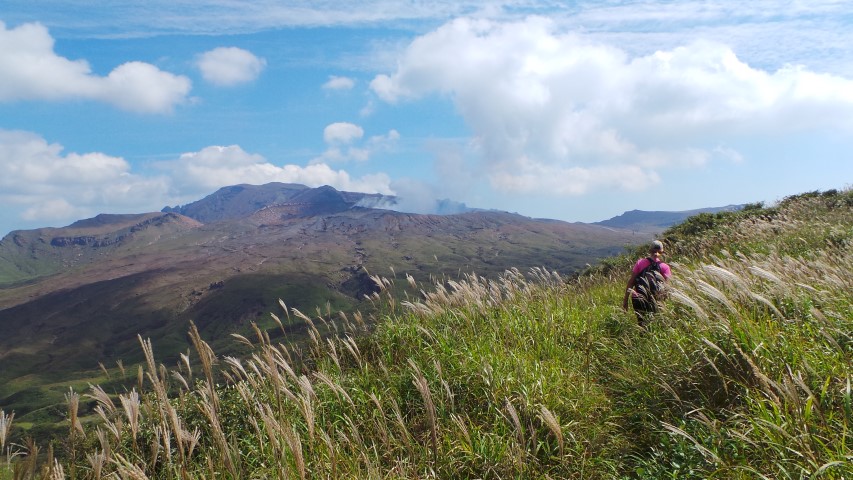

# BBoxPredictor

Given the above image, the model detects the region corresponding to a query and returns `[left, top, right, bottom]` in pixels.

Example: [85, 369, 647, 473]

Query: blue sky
[1, 1, 852, 236]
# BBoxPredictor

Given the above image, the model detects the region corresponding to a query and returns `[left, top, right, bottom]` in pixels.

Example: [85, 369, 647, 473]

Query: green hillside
[2, 189, 851, 479]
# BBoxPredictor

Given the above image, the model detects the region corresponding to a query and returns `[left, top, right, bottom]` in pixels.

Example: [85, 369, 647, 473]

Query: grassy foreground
[1, 190, 851, 479]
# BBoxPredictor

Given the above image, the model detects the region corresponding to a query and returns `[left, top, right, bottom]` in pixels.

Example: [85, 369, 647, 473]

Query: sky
[1, 1, 852, 236]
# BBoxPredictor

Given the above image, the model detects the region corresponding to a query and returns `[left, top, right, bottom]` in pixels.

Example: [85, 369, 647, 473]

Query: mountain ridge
[595, 204, 744, 232]
[161, 182, 391, 223]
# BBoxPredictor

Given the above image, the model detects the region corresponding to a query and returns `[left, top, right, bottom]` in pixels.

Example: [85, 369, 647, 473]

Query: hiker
[622, 240, 672, 327]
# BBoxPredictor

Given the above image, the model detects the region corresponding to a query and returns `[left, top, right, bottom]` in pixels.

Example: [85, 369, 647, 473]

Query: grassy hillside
[1, 189, 850, 479]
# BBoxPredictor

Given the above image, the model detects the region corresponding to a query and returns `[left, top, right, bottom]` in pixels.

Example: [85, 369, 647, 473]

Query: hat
[650, 240, 664, 252]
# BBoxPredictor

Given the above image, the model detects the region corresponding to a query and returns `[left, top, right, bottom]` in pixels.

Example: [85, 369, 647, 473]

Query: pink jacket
[630, 257, 671, 298]
[632, 257, 672, 278]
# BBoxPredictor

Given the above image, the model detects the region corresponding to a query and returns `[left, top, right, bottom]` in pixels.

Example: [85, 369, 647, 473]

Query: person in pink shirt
[622, 240, 672, 327]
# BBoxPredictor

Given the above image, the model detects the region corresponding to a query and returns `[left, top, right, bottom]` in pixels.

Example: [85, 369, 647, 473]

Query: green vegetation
[2, 189, 851, 478]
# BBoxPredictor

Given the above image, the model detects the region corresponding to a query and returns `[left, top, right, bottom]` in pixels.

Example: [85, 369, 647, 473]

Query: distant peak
[594, 205, 745, 232]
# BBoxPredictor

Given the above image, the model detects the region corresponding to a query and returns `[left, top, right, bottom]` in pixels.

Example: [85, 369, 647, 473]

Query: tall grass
[2, 189, 851, 479]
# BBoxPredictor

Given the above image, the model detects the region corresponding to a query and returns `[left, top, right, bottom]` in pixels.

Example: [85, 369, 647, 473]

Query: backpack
[635, 257, 667, 304]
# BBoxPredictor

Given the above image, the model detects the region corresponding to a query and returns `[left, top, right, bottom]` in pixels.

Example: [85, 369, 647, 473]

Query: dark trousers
[631, 296, 657, 328]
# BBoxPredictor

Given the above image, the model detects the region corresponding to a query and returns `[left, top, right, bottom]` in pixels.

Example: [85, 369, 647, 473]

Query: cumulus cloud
[196, 47, 266, 86]
[322, 75, 355, 90]
[166, 145, 393, 195]
[0, 21, 191, 113]
[0, 131, 130, 193]
[100, 62, 193, 113]
[0, 130, 173, 228]
[313, 123, 399, 163]
[324, 122, 364, 144]
[370, 16, 853, 196]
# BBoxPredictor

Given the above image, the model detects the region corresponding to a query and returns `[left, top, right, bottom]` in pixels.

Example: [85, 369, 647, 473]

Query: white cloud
[314, 124, 399, 164]
[322, 75, 355, 90]
[489, 159, 661, 195]
[167, 145, 393, 194]
[0, 130, 130, 192]
[359, 99, 376, 117]
[101, 62, 194, 113]
[21, 198, 81, 222]
[373, 129, 400, 143]
[0, 129, 172, 227]
[196, 47, 267, 86]
[371, 16, 853, 196]
[0, 21, 191, 113]
[323, 122, 364, 144]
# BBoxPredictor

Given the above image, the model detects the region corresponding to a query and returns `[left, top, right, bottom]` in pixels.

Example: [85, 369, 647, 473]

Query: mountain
[161, 182, 391, 223]
[0, 183, 648, 426]
[594, 205, 743, 233]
